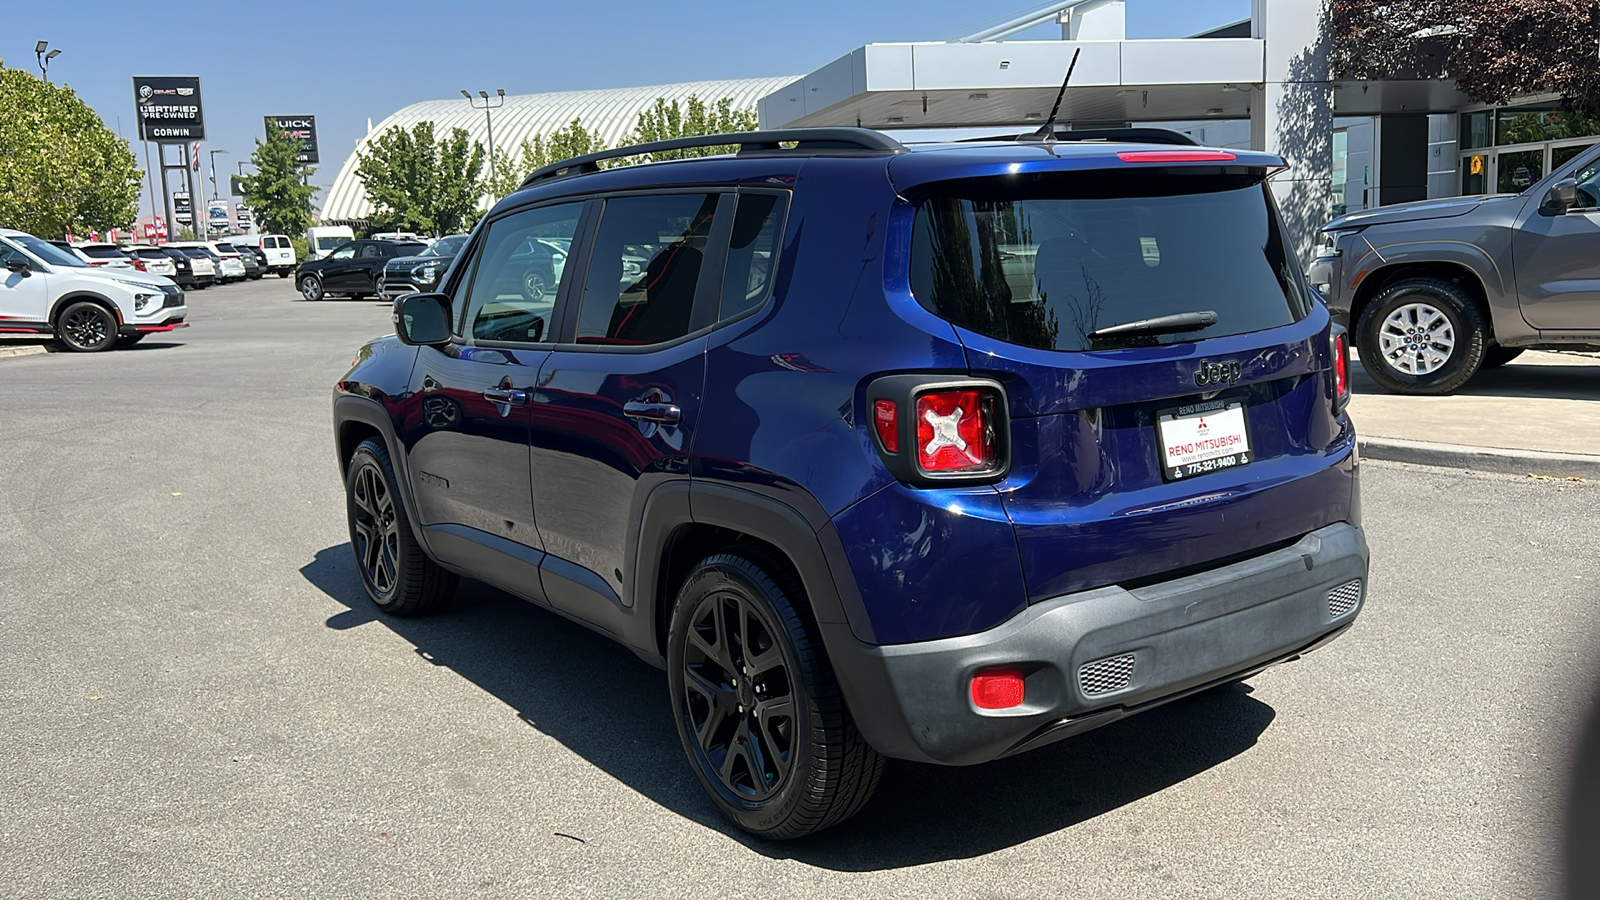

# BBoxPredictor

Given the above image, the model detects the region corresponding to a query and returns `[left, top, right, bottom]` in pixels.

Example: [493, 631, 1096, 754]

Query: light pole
[463, 88, 505, 197]
[206, 149, 228, 236]
[34, 41, 61, 82]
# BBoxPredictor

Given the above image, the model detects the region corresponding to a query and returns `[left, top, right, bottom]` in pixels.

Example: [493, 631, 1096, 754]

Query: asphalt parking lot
[2, 277, 1597, 898]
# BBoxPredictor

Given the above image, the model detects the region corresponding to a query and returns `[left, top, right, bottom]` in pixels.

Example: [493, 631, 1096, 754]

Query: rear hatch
[893, 146, 1355, 603]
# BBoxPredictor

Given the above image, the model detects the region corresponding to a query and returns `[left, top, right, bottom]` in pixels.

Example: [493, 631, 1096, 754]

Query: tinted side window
[1573, 155, 1600, 209]
[329, 245, 356, 260]
[358, 243, 385, 259]
[575, 193, 720, 345]
[719, 192, 788, 321]
[460, 202, 583, 344]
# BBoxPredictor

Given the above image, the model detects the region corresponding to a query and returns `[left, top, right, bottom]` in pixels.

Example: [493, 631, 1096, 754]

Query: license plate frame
[1156, 400, 1253, 482]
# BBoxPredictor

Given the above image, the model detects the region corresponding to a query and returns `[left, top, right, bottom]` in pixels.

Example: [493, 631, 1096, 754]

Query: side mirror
[5, 258, 30, 276]
[1543, 178, 1579, 214]
[394, 292, 452, 346]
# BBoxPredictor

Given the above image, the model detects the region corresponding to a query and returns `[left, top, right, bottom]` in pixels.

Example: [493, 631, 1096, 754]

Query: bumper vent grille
[1328, 580, 1362, 618]
[1079, 654, 1135, 697]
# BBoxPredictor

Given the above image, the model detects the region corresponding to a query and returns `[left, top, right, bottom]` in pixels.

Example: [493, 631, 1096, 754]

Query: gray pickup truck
[1308, 141, 1600, 394]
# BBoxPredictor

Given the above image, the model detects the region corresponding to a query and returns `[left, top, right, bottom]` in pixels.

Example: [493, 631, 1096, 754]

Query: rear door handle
[623, 401, 681, 424]
[483, 388, 529, 406]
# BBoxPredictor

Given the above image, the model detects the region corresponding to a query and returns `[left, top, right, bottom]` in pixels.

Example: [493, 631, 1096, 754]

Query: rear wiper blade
[1087, 310, 1219, 340]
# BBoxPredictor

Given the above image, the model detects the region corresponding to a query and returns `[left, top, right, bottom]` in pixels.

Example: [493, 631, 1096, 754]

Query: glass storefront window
[1497, 107, 1600, 145]
[1554, 142, 1598, 170]
[1497, 149, 1545, 193]
[1460, 111, 1491, 150]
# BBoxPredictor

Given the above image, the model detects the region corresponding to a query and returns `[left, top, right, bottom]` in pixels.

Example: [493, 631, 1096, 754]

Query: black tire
[55, 301, 118, 352]
[117, 334, 146, 346]
[1354, 277, 1487, 395]
[344, 438, 457, 616]
[298, 274, 324, 302]
[1480, 346, 1525, 369]
[277, 270, 290, 278]
[667, 548, 883, 839]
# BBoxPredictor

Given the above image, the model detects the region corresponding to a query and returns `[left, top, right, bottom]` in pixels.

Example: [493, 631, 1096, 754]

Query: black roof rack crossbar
[958, 126, 1200, 146]
[520, 127, 906, 188]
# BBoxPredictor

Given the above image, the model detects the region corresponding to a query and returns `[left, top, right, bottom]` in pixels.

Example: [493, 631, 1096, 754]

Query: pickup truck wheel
[345, 438, 457, 616]
[56, 301, 118, 352]
[277, 271, 290, 278]
[1480, 347, 1524, 369]
[1355, 278, 1487, 395]
[298, 275, 323, 302]
[667, 549, 883, 839]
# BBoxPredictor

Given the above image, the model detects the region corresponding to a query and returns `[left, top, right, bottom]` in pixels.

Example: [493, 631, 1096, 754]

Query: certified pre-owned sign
[265, 115, 318, 164]
[133, 77, 205, 141]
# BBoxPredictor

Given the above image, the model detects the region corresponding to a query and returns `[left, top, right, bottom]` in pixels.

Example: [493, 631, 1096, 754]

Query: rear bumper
[825, 521, 1368, 765]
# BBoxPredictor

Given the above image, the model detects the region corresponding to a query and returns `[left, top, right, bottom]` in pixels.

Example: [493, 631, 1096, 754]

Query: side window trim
[549, 198, 603, 345]
[687, 193, 736, 334]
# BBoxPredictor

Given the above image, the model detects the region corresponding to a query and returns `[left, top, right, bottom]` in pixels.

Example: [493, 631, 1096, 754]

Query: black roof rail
[957, 126, 1201, 146]
[518, 127, 906, 188]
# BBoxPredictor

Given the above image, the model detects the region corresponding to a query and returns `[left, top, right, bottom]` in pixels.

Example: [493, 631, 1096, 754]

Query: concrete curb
[1360, 436, 1600, 479]
[0, 345, 48, 360]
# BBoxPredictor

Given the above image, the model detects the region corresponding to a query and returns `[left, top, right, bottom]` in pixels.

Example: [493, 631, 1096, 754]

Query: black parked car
[219, 243, 262, 279]
[297, 239, 426, 301]
[241, 244, 269, 278]
[159, 247, 198, 288]
[378, 234, 471, 301]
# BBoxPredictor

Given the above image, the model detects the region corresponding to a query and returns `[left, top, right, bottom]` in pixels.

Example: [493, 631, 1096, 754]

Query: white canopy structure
[322, 77, 796, 222]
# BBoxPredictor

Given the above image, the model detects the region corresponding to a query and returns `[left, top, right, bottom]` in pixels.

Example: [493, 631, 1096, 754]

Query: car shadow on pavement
[1352, 358, 1600, 401]
[301, 544, 1277, 870]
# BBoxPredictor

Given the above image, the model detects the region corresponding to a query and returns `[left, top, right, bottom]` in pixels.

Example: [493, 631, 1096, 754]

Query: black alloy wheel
[668, 550, 883, 838]
[344, 438, 456, 615]
[299, 274, 324, 302]
[56, 301, 118, 352]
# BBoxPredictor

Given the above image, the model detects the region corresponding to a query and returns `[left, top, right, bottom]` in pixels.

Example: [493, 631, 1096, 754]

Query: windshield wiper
[1087, 310, 1219, 340]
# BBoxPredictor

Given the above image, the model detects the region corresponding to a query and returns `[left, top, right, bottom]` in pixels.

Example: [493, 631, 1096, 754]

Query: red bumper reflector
[1116, 149, 1238, 163]
[134, 322, 189, 333]
[971, 669, 1026, 710]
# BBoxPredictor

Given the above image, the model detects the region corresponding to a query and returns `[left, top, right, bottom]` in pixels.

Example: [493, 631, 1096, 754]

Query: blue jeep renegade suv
[333, 126, 1368, 838]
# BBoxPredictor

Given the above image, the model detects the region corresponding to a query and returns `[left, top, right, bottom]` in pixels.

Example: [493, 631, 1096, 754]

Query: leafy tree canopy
[239, 125, 318, 238]
[0, 64, 141, 238]
[629, 95, 760, 161]
[1331, 0, 1600, 116]
[357, 121, 485, 235]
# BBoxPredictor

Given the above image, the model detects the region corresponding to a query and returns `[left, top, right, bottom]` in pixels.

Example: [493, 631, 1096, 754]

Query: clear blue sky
[3, 0, 1248, 221]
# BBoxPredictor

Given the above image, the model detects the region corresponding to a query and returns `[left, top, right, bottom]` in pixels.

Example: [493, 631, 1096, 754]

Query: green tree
[239, 125, 318, 238]
[356, 121, 485, 234]
[483, 117, 610, 198]
[0, 64, 140, 237]
[629, 96, 760, 161]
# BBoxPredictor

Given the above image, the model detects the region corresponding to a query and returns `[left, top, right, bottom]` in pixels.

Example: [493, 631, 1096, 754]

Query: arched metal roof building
[322, 77, 797, 222]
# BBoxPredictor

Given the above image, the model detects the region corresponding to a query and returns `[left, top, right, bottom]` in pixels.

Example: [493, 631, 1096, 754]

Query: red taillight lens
[915, 389, 992, 474]
[88, 260, 108, 266]
[1117, 149, 1238, 163]
[872, 399, 899, 453]
[131, 259, 146, 271]
[1333, 332, 1350, 410]
[971, 669, 1026, 710]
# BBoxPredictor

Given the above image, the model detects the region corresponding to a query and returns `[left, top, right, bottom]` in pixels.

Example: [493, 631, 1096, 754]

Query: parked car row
[1, 228, 187, 351]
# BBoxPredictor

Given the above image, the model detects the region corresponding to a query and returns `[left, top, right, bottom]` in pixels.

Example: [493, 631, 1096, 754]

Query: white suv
[0, 229, 188, 351]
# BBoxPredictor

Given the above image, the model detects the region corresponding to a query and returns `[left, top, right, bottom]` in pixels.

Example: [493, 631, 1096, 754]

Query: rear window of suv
[908, 171, 1312, 351]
